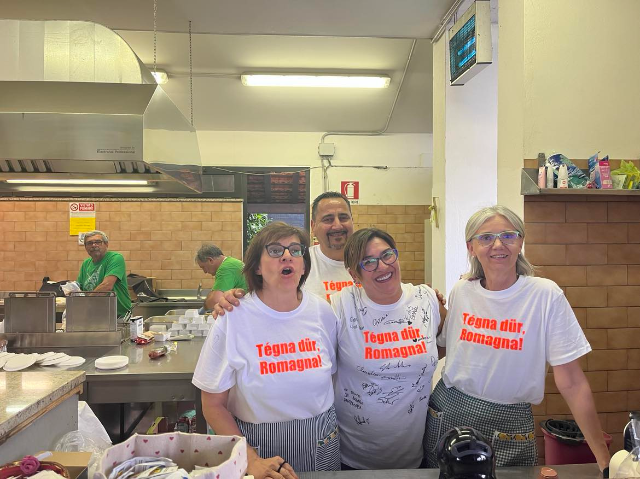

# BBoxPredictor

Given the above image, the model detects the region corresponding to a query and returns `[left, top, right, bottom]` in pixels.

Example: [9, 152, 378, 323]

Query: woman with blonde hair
[424, 205, 610, 473]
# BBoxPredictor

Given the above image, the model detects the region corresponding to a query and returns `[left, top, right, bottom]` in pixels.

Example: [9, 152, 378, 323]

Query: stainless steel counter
[22, 337, 207, 437]
[300, 464, 602, 478]
[76, 337, 205, 381]
[131, 300, 204, 319]
[78, 338, 206, 436]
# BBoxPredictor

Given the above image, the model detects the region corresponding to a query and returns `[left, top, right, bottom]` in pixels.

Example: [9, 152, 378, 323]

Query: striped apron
[424, 379, 537, 468]
[236, 405, 340, 473]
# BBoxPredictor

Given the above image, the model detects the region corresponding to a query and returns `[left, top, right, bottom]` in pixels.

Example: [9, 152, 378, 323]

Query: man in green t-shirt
[196, 243, 247, 311]
[77, 230, 132, 317]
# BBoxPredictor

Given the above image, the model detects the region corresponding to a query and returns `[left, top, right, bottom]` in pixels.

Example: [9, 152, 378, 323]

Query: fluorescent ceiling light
[241, 74, 390, 88]
[5, 179, 149, 185]
[151, 70, 169, 84]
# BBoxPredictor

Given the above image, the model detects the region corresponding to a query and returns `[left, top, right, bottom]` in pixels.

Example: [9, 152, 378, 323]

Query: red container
[541, 427, 612, 465]
[0, 461, 69, 479]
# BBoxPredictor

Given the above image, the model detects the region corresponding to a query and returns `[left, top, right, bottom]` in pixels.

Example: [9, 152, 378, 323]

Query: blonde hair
[463, 205, 536, 280]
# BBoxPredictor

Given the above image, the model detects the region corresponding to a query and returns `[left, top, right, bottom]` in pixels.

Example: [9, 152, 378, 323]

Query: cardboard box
[129, 316, 143, 338]
[37, 452, 92, 479]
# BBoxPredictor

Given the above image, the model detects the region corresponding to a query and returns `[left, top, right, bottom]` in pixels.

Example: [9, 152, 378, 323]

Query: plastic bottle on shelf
[558, 164, 569, 188]
[546, 165, 555, 188]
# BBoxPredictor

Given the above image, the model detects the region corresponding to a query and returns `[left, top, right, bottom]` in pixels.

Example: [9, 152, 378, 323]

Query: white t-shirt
[304, 245, 354, 301]
[193, 292, 339, 423]
[331, 283, 441, 469]
[438, 276, 591, 405]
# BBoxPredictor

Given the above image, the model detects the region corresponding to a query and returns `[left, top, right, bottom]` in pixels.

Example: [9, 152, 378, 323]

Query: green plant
[247, 213, 269, 243]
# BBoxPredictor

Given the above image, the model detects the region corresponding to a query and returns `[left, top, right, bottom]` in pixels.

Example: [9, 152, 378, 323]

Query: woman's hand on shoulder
[433, 288, 446, 307]
[425, 283, 446, 307]
[246, 455, 298, 479]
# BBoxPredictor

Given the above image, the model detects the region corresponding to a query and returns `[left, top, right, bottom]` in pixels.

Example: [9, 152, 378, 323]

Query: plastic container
[541, 419, 612, 465]
[558, 164, 569, 188]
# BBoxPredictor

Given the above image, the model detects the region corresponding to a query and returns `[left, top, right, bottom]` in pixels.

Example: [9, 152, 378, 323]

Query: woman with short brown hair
[193, 222, 340, 479]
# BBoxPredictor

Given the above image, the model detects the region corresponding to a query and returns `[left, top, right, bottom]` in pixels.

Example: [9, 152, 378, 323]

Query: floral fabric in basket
[95, 432, 247, 479]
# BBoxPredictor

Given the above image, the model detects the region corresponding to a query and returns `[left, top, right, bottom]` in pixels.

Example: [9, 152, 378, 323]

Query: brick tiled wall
[524, 195, 640, 460]
[0, 199, 243, 291]
[0, 200, 430, 292]
[351, 204, 429, 285]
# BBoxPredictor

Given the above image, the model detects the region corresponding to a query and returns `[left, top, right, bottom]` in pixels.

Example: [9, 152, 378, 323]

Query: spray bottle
[558, 164, 569, 189]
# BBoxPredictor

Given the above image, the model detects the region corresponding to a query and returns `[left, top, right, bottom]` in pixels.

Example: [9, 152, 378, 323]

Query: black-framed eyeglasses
[471, 230, 521, 247]
[265, 242, 306, 258]
[85, 240, 105, 247]
[360, 248, 398, 272]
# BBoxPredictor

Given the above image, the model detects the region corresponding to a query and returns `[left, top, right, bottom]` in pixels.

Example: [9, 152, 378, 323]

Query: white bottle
[558, 164, 569, 188]
[546, 165, 555, 188]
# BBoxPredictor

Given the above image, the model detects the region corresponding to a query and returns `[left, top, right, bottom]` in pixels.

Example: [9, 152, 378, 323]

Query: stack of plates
[95, 355, 129, 370]
[58, 356, 86, 367]
[40, 353, 70, 366]
[0, 351, 87, 371]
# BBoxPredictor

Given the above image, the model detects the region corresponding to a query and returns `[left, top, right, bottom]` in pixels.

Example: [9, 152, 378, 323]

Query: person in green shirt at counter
[77, 230, 132, 318]
[196, 243, 248, 311]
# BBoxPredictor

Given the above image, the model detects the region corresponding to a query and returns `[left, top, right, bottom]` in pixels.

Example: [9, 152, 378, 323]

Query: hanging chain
[189, 20, 194, 127]
[153, 0, 158, 73]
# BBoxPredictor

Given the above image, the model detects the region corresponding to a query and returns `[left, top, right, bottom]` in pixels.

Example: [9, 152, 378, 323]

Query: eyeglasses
[265, 242, 306, 258]
[470, 231, 521, 247]
[85, 240, 105, 247]
[360, 248, 398, 272]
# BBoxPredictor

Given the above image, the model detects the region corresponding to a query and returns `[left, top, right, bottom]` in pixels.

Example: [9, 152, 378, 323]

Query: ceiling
[0, 0, 458, 133]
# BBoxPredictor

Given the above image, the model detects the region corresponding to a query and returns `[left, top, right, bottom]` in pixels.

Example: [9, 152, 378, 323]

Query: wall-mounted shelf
[521, 168, 640, 195]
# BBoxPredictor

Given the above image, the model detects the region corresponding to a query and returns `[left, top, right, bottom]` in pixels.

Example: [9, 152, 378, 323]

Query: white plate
[95, 355, 129, 370]
[0, 351, 11, 358]
[3, 354, 37, 371]
[40, 354, 70, 366]
[0, 353, 16, 368]
[35, 352, 58, 363]
[57, 356, 86, 368]
[39, 352, 66, 362]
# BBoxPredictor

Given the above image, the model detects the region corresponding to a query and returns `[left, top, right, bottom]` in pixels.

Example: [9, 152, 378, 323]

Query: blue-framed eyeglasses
[265, 242, 306, 258]
[471, 230, 521, 247]
[360, 248, 398, 272]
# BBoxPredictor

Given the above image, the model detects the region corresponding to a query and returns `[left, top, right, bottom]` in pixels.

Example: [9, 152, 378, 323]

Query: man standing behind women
[215, 191, 355, 311]
[425, 206, 609, 473]
[331, 228, 445, 469]
[193, 222, 340, 479]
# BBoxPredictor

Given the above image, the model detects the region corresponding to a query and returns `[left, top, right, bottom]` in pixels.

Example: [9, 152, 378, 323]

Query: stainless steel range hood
[0, 19, 203, 193]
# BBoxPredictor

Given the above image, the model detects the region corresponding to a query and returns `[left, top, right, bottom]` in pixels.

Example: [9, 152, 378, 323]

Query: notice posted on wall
[69, 202, 96, 236]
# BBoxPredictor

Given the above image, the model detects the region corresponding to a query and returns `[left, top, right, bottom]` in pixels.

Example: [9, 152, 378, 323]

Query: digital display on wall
[449, 15, 477, 84]
[447, 0, 491, 86]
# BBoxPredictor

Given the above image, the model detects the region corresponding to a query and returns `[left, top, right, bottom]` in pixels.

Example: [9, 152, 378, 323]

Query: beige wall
[523, 0, 640, 159]
[196, 131, 434, 206]
[0, 199, 429, 291]
[496, 0, 525, 216]
[525, 195, 640, 458]
[0, 199, 243, 291]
